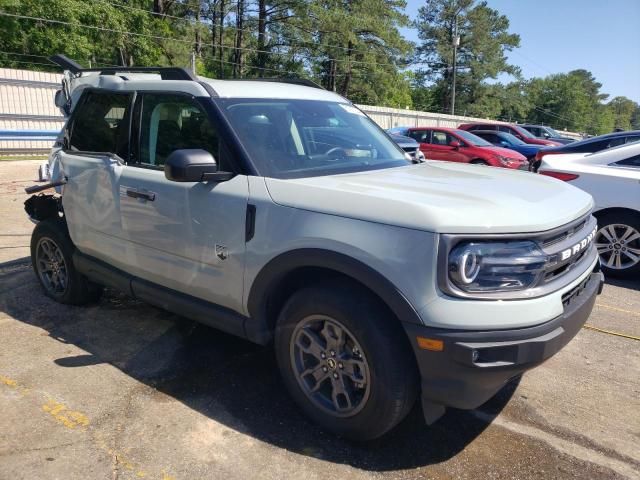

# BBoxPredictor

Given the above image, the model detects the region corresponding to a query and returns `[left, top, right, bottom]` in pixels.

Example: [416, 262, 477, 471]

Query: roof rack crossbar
[48, 55, 197, 81]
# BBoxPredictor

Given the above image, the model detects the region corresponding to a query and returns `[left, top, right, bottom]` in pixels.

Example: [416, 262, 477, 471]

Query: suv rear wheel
[594, 211, 640, 279]
[275, 281, 418, 440]
[31, 219, 102, 304]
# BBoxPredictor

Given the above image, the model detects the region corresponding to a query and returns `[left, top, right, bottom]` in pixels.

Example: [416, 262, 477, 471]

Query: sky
[401, 0, 640, 103]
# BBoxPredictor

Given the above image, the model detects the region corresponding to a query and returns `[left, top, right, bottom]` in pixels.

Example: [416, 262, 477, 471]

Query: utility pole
[190, 51, 196, 74]
[450, 15, 460, 115]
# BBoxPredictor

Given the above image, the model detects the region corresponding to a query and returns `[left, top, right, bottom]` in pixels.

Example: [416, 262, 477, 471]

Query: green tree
[608, 96, 638, 131]
[413, 0, 520, 114]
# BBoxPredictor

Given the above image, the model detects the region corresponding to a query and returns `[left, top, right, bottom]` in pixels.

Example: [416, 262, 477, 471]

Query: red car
[404, 127, 528, 169]
[458, 122, 562, 147]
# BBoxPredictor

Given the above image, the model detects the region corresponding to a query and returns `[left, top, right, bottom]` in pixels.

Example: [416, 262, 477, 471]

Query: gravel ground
[1, 160, 639, 480]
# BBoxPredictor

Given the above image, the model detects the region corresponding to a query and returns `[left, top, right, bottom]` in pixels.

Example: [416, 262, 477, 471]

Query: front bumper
[403, 269, 604, 421]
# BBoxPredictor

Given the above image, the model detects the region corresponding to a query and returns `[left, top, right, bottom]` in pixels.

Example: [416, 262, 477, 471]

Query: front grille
[402, 146, 417, 154]
[542, 218, 588, 248]
[540, 214, 596, 284]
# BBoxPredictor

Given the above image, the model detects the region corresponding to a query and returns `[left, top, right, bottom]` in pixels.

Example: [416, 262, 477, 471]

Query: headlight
[416, 150, 426, 162]
[494, 155, 515, 166]
[448, 241, 547, 293]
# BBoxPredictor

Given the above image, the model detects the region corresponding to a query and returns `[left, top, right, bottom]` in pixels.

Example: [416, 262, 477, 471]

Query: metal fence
[0, 67, 583, 156]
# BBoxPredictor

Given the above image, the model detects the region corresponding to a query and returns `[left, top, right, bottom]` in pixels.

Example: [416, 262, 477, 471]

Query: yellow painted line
[42, 399, 90, 429]
[595, 303, 640, 317]
[1, 373, 177, 479]
[583, 324, 640, 341]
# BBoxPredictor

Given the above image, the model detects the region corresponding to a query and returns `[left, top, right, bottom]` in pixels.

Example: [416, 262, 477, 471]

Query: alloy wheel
[595, 224, 640, 270]
[35, 237, 68, 296]
[290, 315, 371, 417]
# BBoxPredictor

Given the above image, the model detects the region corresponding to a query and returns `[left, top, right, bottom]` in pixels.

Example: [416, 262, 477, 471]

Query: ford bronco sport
[25, 55, 604, 440]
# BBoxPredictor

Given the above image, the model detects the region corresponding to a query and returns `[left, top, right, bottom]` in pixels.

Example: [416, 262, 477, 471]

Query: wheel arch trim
[246, 248, 423, 342]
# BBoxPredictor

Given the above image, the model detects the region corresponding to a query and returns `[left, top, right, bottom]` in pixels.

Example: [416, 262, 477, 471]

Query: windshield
[218, 99, 409, 178]
[454, 129, 493, 146]
[500, 132, 526, 145]
[545, 127, 561, 137]
[513, 125, 536, 138]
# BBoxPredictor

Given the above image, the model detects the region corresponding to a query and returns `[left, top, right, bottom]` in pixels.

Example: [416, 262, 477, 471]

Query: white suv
[26, 55, 603, 440]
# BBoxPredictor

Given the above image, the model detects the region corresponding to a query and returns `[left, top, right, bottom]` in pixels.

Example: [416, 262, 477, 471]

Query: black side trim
[73, 251, 254, 343]
[131, 278, 246, 339]
[247, 248, 423, 331]
[73, 251, 133, 296]
[245, 204, 256, 242]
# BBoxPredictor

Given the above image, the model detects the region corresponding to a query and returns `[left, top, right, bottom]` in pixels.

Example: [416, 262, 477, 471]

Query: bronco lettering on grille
[560, 227, 597, 261]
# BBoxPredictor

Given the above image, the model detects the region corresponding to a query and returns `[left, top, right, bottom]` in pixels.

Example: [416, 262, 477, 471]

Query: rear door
[117, 92, 248, 312]
[58, 90, 133, 264]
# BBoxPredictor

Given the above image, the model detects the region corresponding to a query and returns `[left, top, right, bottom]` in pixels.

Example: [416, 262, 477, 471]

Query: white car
[539, 142, 640, 278]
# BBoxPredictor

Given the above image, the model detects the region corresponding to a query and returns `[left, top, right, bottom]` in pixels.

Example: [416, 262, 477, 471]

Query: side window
[69, 91, 131, 155]
[625, 136, 640, 145]
[498, 126, 512, 134]
[529, 127, 540, 136]
[485, 133, 500, 143]
[614, 154, 640, 168]
[606, 137, 626, 148]
[431, 131, 453, 145]
[137, 93, 219, 168]
[409, 130, 429, 143]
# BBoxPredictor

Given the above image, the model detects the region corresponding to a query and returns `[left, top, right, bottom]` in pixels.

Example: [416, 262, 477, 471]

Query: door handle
[126, 188, 156, 202]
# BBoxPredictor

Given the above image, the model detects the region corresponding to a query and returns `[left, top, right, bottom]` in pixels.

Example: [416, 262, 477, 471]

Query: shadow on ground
[0, 257, 517, 471]
[604, 275, 639, 291]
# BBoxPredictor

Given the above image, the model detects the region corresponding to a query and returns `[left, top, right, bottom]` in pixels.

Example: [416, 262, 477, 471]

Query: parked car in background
[538, 142, 640, 278]
[458, 122, 562, 147]
[520, 124, 575, 145]
[388, 133, 426, 163]
[471, 130, 542, 162]
[532, 130, 640, 171]
[398, 127, 528, 169]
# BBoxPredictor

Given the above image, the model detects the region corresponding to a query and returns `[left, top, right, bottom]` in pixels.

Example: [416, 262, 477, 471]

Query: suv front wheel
[31, 219, 102, 305]
[275, 281, 418, 440]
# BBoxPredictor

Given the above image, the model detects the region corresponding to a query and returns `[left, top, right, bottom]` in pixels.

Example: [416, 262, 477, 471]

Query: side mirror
[542, 132, 550, 138]
[164, 149, 233, 182]
[449, 140, 461, 149]
[500, 140, 509, 147]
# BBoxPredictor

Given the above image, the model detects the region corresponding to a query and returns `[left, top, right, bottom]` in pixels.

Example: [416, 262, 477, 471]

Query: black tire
[31, 219, 102, 305]
[470, 159, 488, 165]
[275, 280, 418, 440]
[594, 211, 640, 279]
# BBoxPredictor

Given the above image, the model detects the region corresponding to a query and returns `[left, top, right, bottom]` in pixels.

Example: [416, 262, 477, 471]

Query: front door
[428, 130, 467, 163]
[117, 93, 248, 313]
[58, 90, 132, 264]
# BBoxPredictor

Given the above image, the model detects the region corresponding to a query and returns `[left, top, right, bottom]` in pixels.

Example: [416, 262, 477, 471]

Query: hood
[527, 137, 561, 146]
[264, 162, 593, 234]
[482, 146, 527, 160]
[389, 134, 419, 149]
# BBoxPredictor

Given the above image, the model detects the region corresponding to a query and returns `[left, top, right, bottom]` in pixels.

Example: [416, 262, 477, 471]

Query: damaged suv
[26, 55, 603, 440]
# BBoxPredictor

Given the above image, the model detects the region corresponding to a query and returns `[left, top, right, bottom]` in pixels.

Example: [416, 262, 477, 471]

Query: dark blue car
[471, 130, 542, 161]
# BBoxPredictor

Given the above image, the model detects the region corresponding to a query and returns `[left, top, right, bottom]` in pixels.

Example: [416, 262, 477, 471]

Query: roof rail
[233, 77, 325, 90]
[48, 54, 197, 81]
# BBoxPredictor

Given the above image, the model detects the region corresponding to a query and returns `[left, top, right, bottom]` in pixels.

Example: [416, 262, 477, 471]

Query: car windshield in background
[500, 132, 526, 145]
[513, 125, 536, 138]
[455, 129, 494, 146]
[546, 127, 562, 137]
[219, 99, 409, 178]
